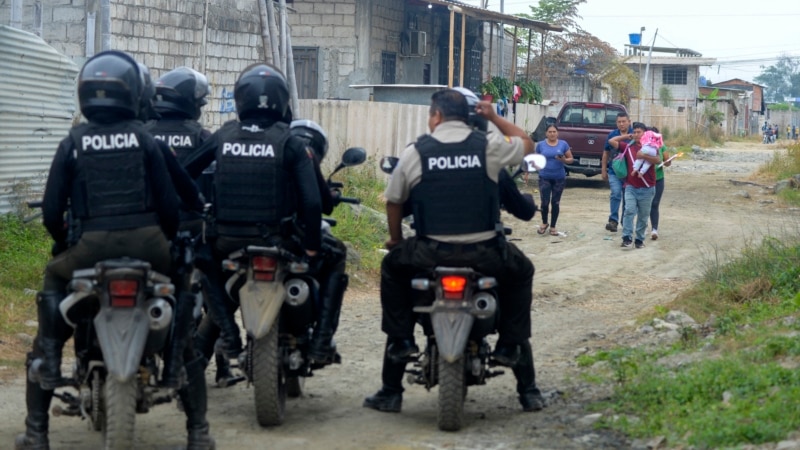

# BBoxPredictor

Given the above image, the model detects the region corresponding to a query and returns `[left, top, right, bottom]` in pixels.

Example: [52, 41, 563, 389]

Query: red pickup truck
[532, 102, 628, 177]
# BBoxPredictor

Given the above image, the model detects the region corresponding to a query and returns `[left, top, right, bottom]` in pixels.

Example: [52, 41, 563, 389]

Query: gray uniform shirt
[384, 120, 525, 243]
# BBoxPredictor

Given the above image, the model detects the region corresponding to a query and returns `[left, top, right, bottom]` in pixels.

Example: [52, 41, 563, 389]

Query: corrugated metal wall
[295, 100, 547, 173]
[0, 25, 79, 214]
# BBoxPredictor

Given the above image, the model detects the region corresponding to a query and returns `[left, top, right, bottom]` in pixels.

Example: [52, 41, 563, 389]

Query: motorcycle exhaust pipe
[472, 292, 497, 319]
[146, 298, 173, 331]
[284, 278, 310, 306]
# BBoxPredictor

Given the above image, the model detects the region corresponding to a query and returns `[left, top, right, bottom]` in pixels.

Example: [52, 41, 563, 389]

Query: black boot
[213, 339, 236, 387]
[309, 273, 348, 364]
[206, 277, 242, 358]
[512, 341, 545, 412]
[193, 313, 220, 363]
[178, 355, 216, 450]
[15, 357, 54, 450]
[162, 292, 196, 388]
[363, 340, 406, 413]
[29, 292, 71, 390]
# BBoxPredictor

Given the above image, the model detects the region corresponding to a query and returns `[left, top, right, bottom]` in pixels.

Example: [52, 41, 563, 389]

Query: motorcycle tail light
[109, 279, 138, 308]
[252, 256, 278, 282]
[441, 275, 467, 300]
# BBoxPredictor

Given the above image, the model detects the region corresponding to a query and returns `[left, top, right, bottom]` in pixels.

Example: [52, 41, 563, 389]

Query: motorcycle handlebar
[338, 196, 360, 205]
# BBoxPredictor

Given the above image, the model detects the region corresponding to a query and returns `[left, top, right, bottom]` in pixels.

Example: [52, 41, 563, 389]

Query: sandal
[537, 224, 549, 235]
[550, 228, 559, 236]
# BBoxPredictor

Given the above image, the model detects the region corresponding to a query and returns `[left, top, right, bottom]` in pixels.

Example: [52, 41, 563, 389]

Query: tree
[754, 55, 800, 103]
[659, 86, 673, 107]
[512, 0, 631, 102]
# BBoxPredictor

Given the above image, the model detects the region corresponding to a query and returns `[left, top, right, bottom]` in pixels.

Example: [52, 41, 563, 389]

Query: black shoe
[14, 430, 49, 450]
[308, 339, 341, 365]
[492, 343, 521, 367]
[386, 338, 418, 361]
[519, 391, 545, 412]
[605, 220, 618, 232]
[187, 424, 216, 450]
[621, 237, 632, 248]
[635, 240, 645, 249]
[363, 388, 402, 413]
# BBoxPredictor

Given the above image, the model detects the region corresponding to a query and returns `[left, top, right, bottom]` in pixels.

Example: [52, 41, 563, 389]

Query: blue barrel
[628, 33, 641, 45]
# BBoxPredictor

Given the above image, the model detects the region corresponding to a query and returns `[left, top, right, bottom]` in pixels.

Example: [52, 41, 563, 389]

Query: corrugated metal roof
[420, 0, 563, 32]
[0, 25, 79, 214]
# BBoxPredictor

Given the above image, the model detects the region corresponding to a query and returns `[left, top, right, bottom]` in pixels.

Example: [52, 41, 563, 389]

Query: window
[381, 52, 396, 84]
[423, 64, 431, 85]
[662, 67, 687, 85]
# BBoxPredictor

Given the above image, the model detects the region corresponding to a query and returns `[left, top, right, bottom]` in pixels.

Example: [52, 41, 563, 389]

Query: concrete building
[623, 44, 716, 108]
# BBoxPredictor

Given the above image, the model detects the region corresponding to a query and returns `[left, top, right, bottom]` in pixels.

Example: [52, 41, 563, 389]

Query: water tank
[628, 33, 641, 45]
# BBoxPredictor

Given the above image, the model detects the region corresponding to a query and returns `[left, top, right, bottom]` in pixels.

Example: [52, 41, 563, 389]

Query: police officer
[363, 89, 546, 414]
[290, 119, 349, 364]
[182, 64, 322, 360]
[142, 66, 237, 386]
[16, 51, 214, 450]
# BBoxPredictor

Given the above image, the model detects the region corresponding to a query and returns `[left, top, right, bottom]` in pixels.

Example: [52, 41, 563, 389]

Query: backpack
[611, 147, 631, 179]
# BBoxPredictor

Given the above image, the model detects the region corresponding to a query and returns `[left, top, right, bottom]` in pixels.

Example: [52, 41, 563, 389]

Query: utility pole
[499, 0, 504, 77]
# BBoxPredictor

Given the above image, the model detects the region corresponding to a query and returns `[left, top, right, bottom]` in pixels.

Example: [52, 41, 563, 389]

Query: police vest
[68, 121, 158, 231]
[147, 119, 204, 164]
[409, 131, 499, 236]
[213, 120, 291, 225]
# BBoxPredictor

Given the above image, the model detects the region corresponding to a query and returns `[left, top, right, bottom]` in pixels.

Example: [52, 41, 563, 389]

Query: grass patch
[328, 163, 388, 279]
[662, 127, 724, 148]
[582, 222, 800, 447]
[595, 356, 800, 447]
[0, 214, 50, 335]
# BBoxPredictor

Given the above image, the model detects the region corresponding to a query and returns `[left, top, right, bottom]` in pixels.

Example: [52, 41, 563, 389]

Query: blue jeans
[622, 186, 655, 243]
[608, 173, 624, 223]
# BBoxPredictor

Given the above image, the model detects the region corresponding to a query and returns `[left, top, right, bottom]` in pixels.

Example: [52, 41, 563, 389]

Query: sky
[461, 0, 800, 85]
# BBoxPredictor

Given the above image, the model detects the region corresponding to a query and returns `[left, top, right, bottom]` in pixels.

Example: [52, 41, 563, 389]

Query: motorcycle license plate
[579, 158, 601, 166]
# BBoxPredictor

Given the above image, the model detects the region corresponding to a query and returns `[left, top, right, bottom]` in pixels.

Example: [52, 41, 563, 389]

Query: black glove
[330, 188, 342, 206]
[51, 241, 68, 257]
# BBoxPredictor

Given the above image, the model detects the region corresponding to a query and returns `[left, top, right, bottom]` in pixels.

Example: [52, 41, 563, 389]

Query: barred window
[662, 67, 687, 85]
[381, 52, 396, 84]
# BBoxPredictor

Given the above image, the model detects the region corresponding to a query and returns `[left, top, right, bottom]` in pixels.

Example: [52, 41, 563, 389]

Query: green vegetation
[582, 224, 800, 447]
[0, 213, 50, 335]
[579, 143, 800, 447]
[328, 163, 388, 279]
[662, 128, 724, 148]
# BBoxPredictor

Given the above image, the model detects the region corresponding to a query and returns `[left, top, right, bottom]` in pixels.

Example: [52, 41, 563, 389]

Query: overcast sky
[461, 0, 800, 84]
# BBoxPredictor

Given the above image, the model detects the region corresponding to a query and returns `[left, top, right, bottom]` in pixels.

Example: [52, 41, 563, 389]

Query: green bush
[0, 214, 50, 334]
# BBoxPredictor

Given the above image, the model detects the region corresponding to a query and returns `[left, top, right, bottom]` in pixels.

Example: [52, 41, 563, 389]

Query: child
[632, 130, 663, 186]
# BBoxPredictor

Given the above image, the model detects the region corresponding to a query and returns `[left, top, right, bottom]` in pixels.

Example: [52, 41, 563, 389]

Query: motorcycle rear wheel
[91, 370, 105, 432]
[437, 355, 466, 432]
[253, 322, 286, 426]
[103, 376, 137, 449]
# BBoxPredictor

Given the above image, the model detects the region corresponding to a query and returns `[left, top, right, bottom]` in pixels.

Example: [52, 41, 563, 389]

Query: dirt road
[0, 142, 794, 449]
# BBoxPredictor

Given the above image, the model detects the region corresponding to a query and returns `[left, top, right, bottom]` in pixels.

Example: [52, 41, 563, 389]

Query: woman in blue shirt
[534, 124, 573, 236]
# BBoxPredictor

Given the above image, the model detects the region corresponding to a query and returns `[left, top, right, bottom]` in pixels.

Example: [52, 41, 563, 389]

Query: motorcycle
[378, 156, 519, 431]
[223, 147, 366, 426]
[25, 202, 200, 448]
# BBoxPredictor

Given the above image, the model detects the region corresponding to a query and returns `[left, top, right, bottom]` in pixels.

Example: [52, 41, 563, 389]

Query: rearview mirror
[379, 156, 399, 174]
[523, 153, 546, 172]
[341, 147, 367, 167]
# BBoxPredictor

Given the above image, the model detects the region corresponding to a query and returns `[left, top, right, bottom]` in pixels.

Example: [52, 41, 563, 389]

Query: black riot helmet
[290, 119, 328, 161]
[137, 63, 159, 121]
[78, 50, 143, 121]
[234, 63, 290, 122]
[452, 87, 488, 132]
[154, 67, 210, 120]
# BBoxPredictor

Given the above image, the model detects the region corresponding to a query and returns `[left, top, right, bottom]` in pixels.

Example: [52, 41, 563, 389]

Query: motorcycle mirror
[340, 147, 367, 167]
[379, 156, 399, 174]
[328, 147, 367, 180]
[523, 153, 546, 172]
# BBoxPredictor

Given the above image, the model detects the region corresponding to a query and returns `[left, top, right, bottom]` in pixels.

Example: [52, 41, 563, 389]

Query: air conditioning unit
[408, 30, 426, 57]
